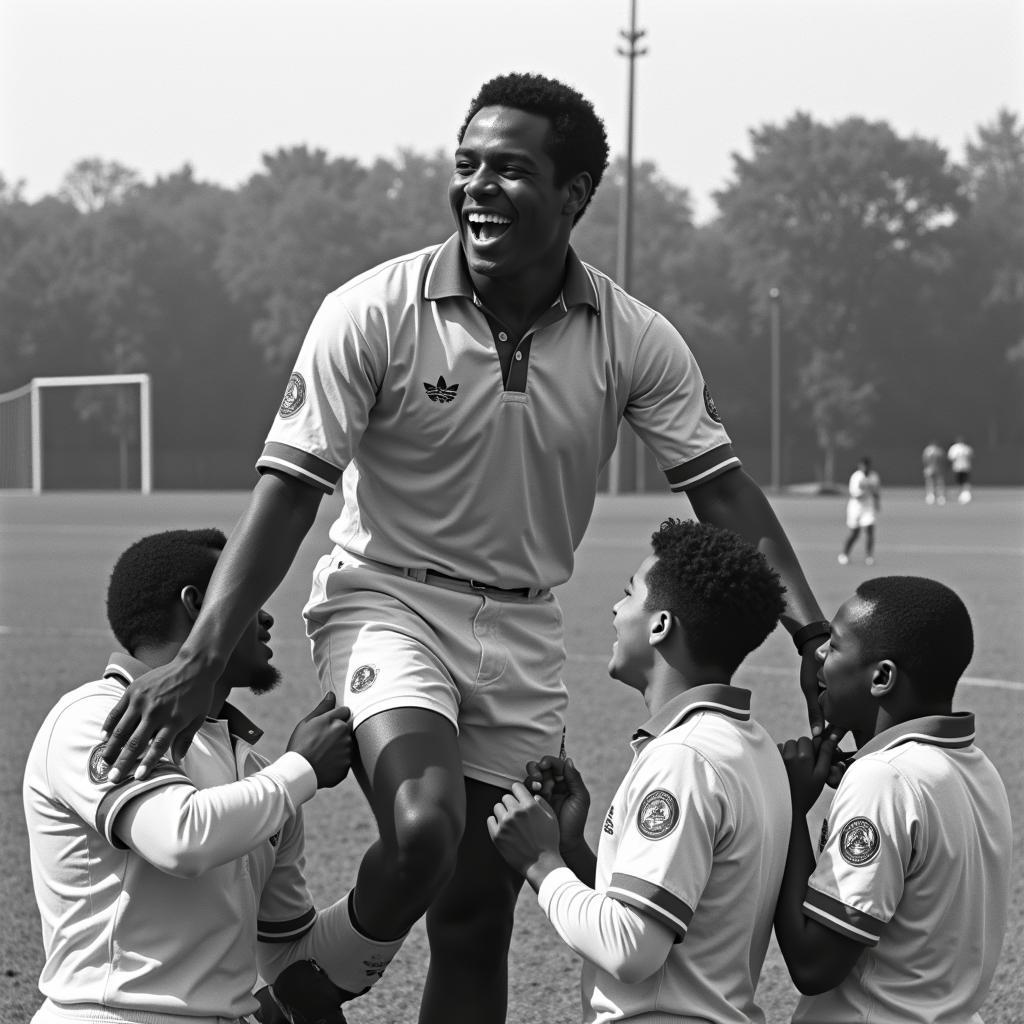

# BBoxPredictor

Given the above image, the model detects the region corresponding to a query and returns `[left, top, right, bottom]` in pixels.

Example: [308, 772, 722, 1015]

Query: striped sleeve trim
[256, 442, 342, 493]
[258, 906, 317, 943]
[664, 444, 741, 492]
[607, 872, 693, 940]
[803, 887, 882, 945]
[95, 765, 191, 848]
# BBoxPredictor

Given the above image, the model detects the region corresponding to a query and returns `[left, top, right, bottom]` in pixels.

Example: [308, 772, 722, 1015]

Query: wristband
[792, 620, 831, 653]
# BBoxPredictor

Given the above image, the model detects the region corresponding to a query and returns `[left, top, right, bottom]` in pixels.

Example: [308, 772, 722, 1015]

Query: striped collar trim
[853, 712, 975, 761]
[633, 684, 751, 743]
[103, 651, 263, 744]
[423, 233, 600, 312]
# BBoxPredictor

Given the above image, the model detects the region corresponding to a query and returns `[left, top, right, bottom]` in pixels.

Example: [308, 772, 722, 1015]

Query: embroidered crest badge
[350, 664, 379, 693]
[636, 789, 679, 840]
[703, 383, 722, 424]
[88, 744, 111, 785]
[839, 816, 880, 865]
[279, 372, 306, 418]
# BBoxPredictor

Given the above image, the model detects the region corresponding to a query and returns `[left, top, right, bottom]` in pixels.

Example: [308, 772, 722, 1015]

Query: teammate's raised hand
[286, 691, 353, 789]
[778, 733, 840, 814]
[101, 656, 216, 783]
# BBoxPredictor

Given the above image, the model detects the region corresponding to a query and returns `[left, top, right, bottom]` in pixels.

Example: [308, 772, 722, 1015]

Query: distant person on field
[921, 442, 947, 505]
[773, 576, 1012, 1024]
[947, 436, 975, 503]
[487, 519, 791, 1023]
[22, 528, 356, 1024]
[838, 457, 881, 566]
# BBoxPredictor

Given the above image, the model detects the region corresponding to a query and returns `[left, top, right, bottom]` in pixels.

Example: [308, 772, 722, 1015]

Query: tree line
[1, 109, 1021, 488]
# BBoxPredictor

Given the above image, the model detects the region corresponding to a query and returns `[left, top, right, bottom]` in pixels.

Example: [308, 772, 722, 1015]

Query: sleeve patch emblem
[350, 664, 379, 693]
[703, 383, 722, 424]
[279, 372, 307, 418]
[636, 789, 679, 840]
[839, 816, 880, 865]
[88, 744, 111, 785]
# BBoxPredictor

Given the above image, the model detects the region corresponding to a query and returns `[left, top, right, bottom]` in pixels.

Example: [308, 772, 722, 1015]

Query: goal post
[0, 373, 152, 493]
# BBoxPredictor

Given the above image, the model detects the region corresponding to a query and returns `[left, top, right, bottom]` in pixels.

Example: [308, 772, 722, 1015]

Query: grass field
[2, 487, 1022, 1023]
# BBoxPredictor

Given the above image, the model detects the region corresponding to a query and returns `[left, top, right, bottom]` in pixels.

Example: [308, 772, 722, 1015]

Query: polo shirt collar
[852, 712, 975, 761]
[102, 651, 264, 744]
[632, 684, 751, 748]
[423, 232, 600, 313]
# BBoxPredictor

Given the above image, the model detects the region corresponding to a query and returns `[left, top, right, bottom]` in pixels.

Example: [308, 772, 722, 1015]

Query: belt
[341, 556, 547, 600]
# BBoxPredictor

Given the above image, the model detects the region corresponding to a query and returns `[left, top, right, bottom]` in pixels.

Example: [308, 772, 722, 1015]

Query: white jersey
[846, 469, 880, 529]
[23, 653, 319, 1021]
[259, 236, 738, 591]
[580, 684, 791, 1022]
[795, 714, 1012, 1024]
[948, 442, 974, 473]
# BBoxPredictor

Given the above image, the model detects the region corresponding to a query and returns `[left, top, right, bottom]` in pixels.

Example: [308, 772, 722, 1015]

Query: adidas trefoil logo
[424, 376, 459, 404]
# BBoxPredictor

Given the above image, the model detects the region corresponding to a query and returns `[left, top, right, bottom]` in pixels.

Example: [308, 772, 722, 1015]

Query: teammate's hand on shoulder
[287, 692, 353, 789]
[101, 655, 216, 783]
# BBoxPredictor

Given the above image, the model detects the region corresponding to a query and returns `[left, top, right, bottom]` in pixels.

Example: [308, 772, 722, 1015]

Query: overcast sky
[2, 0, 1021, 222]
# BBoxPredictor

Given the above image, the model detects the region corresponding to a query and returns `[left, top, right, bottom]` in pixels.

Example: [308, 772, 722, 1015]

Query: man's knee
[388, 797, 464, 888]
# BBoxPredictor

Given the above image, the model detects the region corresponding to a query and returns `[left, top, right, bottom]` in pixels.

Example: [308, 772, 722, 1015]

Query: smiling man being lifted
[100, 72, 828, 1024]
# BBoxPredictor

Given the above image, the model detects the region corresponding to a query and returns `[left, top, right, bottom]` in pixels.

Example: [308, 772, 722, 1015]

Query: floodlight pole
[610, 0, 647, 494]
[769, 287, 781, 492]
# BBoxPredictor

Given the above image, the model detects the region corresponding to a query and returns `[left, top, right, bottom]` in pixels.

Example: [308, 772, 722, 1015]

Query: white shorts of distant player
[846, 498, 877, 530]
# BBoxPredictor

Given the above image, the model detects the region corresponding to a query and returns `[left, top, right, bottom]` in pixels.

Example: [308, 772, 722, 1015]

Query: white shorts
[302, 551, 569, 789]
[846, 499, 877, 529]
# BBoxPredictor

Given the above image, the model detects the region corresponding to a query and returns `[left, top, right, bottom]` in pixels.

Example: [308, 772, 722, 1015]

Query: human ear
[563, 171, 593, 218]
[180, 584, 204, 622]
[870, 660, 898, 697]
[649, 610, 674, 647]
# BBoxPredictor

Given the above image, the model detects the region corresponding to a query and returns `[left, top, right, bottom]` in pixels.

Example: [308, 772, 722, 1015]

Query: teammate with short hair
[488, 519, 792, 1022]
[948, 436, 975, 503]
[838, 457, 881, 565]
[98, 73, 829, 1023]
[773, 576, 1012, 1023]
[22, 529, 356, 1024]
[921, 442, 947, 505]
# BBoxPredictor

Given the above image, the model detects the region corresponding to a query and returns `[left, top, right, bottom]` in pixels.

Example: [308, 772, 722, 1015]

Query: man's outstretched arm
[102, 470, 324, 781]
[687, 467, 829, 733]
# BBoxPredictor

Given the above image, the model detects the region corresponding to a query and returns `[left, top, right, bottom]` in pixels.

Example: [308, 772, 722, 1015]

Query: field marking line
[566, 652, 1023, 691]
[578, 538, 1024, 557]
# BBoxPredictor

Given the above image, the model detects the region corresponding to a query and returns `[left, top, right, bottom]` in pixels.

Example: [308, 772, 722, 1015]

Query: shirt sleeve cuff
[262, 750, 318, 809]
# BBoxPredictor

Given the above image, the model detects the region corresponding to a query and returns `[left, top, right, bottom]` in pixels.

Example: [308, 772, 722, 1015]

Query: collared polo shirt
[22, 653, 316, 1020]
[583, 684, 791, 1023]
[795, 714, 1012, 1024]
[258, 235, 738, 590]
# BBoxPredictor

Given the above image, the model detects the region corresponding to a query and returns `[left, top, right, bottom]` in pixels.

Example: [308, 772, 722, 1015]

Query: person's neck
[470, 258, 567, 336]
[642, 665, 732, 717]
[861, 700, 954, 748]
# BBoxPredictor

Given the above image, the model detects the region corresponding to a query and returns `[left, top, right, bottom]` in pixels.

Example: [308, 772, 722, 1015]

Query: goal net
[0, 374, 152, 493]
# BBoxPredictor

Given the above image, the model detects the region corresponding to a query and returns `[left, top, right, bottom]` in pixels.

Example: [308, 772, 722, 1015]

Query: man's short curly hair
[854, 576, 973, 701]
[457, 72, 609, 223]
[646, 519, 786, 674]
[106, 528, 226, 655]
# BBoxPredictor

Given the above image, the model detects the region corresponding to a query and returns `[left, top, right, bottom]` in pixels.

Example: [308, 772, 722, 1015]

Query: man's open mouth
[467, 211, 512, 242]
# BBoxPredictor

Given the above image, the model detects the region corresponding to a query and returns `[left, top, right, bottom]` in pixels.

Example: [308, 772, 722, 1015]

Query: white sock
[317, 890, 408, 996]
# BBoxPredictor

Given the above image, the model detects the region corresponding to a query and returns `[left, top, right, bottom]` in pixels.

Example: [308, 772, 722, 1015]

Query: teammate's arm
[687, 467, 827, 734]
[113, 695, 351, 876]
[773, 735, 864, 994]
[101, 470, 325, 781]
